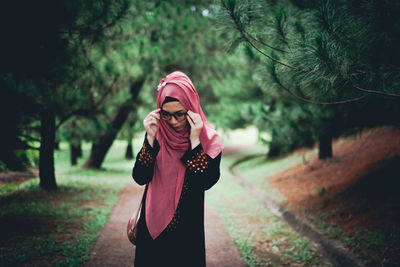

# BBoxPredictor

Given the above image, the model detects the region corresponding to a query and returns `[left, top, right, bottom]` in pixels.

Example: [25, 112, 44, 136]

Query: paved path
[84, 180, 245, 267]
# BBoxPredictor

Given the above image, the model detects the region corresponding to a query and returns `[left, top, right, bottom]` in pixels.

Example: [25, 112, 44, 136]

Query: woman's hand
[187, 110, 203, 149]
[143, 108, 160, 147]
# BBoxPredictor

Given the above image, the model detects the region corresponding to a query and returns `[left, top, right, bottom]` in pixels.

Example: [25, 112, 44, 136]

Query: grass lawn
[0, 127, 330, 267]
[206, 151, 330, 266]
[0, 139, 141, 267]
[230, 127, 400, 266]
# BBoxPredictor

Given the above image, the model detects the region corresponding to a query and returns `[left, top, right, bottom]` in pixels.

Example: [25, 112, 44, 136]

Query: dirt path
[84, 180, 245, 267]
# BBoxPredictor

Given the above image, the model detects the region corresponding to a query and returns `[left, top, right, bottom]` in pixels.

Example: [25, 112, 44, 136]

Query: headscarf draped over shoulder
[145, 71, 223, 239]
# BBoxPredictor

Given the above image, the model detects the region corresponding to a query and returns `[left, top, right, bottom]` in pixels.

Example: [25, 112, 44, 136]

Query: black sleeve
[132, 134, 160, 185]
[180, 143, 222, 191]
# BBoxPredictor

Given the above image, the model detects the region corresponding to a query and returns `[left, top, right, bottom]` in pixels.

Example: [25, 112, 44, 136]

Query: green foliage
[0, 149, 39, 171]
[0, 140, 131, 266]
[13, 149, 39, 168]
[216, 0, 400, 156]
[282, 236, 317, 264]
[232, 143, 400, 266]
[206, 52, 259, 130]
[59, 0, 245, 151]
[0, 161, 8, 172]
[1, 0, 131, 184]
[206, 152, 328, 266]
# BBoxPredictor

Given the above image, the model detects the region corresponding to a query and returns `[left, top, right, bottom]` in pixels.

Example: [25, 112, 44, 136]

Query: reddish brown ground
[266, 126, 400, 266]
[0, 170, 37, 186]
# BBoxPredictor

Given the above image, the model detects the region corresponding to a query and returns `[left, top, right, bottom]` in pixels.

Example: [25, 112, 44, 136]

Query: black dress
[132, 136, 222, 267]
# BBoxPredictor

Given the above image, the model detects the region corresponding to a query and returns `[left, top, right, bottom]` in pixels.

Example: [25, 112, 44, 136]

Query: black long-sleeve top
[132, 135, 222, 267]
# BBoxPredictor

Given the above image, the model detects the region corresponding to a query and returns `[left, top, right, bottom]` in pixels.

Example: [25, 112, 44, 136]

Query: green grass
[0, 181, 26, 194]
[230, 135, 400, 267]
[308, 211, 400, 266]
[0, 139, 138, 267]
[206, 152, 330, 266]
[234, 147, 318, 202]
[0, 130, 330, 266]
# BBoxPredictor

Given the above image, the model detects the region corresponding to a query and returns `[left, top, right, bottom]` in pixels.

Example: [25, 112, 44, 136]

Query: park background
[1, 0, 399, 266]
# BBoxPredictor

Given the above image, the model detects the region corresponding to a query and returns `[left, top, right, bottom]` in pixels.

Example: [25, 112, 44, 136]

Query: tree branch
[221, 0, 302, 71]
[247, 33, 289, 53]
[221, 0, 400, 100]
[20, 134, 41, 143]
[59, 1, 129, 38]
[353, 85, 400, 97]
[270, 68, 368, 105]
[55, 76, 119, 130]
[24, 144, 40, 150]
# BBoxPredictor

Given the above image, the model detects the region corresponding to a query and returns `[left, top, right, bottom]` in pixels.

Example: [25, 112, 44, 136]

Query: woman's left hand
[187, 110, 203, 142]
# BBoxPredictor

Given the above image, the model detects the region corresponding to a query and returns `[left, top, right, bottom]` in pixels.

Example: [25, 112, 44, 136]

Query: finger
[187, 111, 197, 121]
[150, 113, 160, 120]
[188, 111, 200, 121]
[144, 117, 153, 124]
[187, 114, 195, 128]
[187, 112, 194, 123]
[193, 114, 201, 123]
[152, 116, 160, 123]
[190, 113, 200, 125]
[148, 117, 159, 126]
[188, 115, 200, 129]
[149, 122, 159, 128]
[151, 109, 160, 115]
[148, 110, 160, 118]
[149, 109, 160, 117]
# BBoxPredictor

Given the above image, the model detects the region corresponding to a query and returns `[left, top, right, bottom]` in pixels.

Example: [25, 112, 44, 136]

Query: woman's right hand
[143, 109, 160, 146]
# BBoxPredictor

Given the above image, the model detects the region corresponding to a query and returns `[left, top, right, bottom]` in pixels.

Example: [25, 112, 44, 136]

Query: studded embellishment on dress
[138, 145, 154, 166]
[185, 150, 209, 174]
[165, 181, 190, 233]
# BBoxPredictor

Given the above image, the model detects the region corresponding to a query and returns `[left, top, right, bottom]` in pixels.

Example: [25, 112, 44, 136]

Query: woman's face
[161, 101, 188, 132]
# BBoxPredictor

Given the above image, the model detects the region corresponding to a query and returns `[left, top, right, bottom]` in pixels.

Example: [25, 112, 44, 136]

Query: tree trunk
[70, 120, 82, 163]
[54, 140, 60, 150]
[125, 139, 133, 160]
[39, 108, 57, 190]
[125, 124, 134, 160]
[318, 131, 332, 159]
[0, 150, 26, 171]
[81, 78, 144, 169]
[267, 143, 280, 159]
[77, 141, 82, 158]
[70, 142, 80, 166]
[82, 105, 133, 168]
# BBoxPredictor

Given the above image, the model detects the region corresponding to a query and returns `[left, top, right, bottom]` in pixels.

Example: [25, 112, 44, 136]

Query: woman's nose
[169, 116, 178, 123]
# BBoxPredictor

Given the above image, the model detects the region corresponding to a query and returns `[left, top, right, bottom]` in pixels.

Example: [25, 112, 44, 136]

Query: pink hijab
[145, 71, 223, 239]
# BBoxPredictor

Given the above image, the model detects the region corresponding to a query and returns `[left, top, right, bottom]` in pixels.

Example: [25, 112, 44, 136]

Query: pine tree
[60, 0, 241, 169]
[0, 0, 130, 189]
[217, 0, 400, 158]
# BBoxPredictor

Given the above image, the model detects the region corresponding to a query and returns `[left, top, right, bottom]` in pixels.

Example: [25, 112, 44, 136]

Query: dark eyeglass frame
[160, 109, 188, 122]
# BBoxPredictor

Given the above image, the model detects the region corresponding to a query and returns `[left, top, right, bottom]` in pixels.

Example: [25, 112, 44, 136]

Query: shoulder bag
[127, 189, 146, 245]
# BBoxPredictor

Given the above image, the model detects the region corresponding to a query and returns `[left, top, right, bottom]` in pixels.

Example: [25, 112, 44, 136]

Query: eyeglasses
[160, 109, 187, 122]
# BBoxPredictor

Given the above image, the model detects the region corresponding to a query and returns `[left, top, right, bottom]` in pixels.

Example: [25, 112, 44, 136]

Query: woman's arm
[132, 134, 160, 185]
[180, 144, 222, 191]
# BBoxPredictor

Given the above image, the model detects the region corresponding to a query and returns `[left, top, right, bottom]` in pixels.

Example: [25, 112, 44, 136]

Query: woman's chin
[173, 127, 184, 132]
[171, 125, 187, 132]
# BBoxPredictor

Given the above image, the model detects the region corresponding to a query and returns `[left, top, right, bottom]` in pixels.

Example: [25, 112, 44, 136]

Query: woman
[132, 71, 223, 266]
